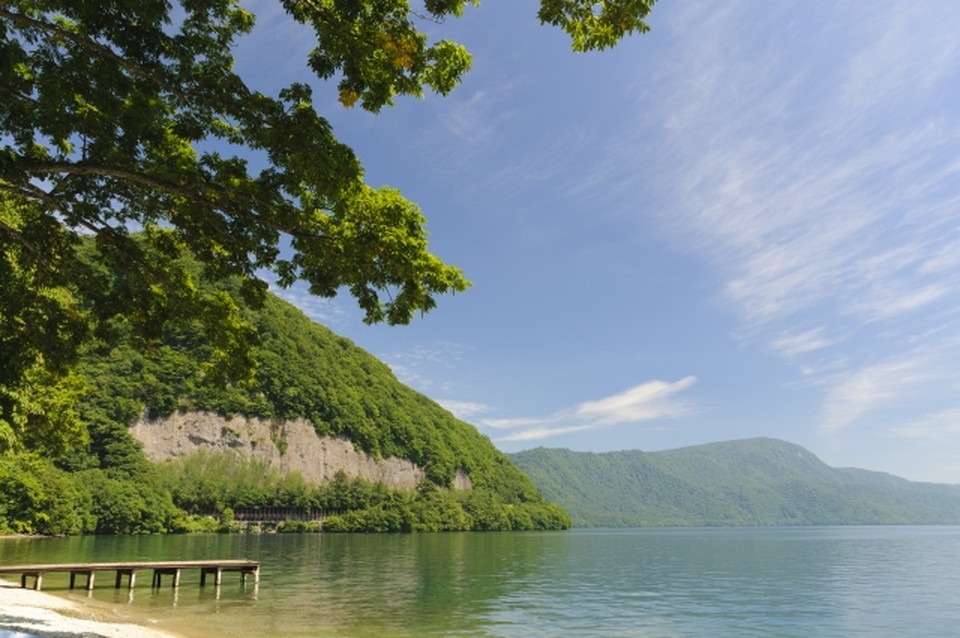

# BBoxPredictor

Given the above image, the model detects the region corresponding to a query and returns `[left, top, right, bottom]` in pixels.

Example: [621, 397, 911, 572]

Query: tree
[0, 0, 657, 443]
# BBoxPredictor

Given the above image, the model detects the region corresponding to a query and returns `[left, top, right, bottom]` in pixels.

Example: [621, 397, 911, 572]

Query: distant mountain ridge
[509, 438, 960, 527]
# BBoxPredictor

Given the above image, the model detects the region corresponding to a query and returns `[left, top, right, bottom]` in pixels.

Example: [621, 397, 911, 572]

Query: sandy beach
[0, 579, 179, 638]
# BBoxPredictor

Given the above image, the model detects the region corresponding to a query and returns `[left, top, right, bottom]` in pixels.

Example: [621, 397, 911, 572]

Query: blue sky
[239, 0, 960, 484]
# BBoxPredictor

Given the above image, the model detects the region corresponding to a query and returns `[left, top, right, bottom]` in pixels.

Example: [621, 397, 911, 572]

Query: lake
[2, 527, 959, 637]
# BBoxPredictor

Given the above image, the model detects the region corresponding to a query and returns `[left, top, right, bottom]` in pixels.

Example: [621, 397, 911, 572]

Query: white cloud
[890, 408, 960, 442]
[435, 399, 494, 421]
[379, 341, 473, 392]
[819, 355, 938, 434]
[771, 328, 835, 358]
[270, 284, 353, 327]
[500, 424, 597, 443]
[920, 240, 960, 274]
[574, 376, 698, 425]
[482, 377, 697, 443]
[437, 90, 497, 143]
[483, 415, 563, 430]
[845, 283, 947, 323]
[836, 4, 960, 116]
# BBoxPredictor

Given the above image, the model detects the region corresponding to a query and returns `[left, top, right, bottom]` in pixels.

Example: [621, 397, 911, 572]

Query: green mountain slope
[509, 438, 960, 527]
[1, 258, 569, 534]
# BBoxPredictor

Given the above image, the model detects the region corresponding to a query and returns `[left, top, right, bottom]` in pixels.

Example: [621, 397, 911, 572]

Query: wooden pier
[0, 560, 259, 592]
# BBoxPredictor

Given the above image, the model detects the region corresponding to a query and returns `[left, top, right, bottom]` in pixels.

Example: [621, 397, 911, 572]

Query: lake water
[2, 527, 959, 637]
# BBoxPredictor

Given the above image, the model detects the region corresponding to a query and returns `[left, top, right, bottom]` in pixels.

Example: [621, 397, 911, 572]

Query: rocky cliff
[131, 411, 472, 490]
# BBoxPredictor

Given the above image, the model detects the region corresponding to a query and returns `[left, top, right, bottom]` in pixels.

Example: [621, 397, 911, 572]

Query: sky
[236, 0, 960, 484]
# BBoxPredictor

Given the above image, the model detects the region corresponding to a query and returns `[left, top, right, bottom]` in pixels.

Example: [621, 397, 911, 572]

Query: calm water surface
[2, 527, 959, 637]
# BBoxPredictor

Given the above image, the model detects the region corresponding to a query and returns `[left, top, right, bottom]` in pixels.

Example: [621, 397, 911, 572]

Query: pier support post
[21, 572, 42, 591]
[115, 569, 137, 589]
[152, 568, 182, 588]
[200, 567, 223, 587]
[68, 570, 96, 591]
[241, 566, 260, 586]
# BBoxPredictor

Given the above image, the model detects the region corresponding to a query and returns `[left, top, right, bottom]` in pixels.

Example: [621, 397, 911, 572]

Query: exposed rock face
[130, 411, 469, 491]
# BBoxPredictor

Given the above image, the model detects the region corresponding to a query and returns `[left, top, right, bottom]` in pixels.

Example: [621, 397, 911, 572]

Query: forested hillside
[0, 250, 568, 535]
[510, 438, 960, 527]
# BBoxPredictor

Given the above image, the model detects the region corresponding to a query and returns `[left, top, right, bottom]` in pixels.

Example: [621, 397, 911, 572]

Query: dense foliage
[0, 0, 657, 437]
[159, 452, 568, 533]
[510, 438, 960, 527]
[0, 250, 569, 534]
[0, 425, 180, 535]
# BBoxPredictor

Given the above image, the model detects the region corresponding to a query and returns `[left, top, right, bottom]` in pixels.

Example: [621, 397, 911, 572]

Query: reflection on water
[3, 527, 960, 637]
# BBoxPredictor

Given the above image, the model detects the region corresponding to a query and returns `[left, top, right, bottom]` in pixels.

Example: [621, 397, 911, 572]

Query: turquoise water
[2, 527, 959, 637]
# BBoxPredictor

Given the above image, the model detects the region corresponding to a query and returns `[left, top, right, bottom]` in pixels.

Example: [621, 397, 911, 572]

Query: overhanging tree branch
[0, 0, 653, 404]
[22, 161, 301, 238]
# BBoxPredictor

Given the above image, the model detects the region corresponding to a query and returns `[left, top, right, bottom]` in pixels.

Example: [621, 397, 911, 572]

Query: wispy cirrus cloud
[636, 1, 960, 434]
[269, 282, 355, 328]
[435, 399, 495, 421]
[818, 355, 940, 434]
[436, 89, 503, 143]
[771, 328, 836, 359]
[890, 408, 960, 442]
[481, 377, 697, 443]
[379, 341, 473, 392]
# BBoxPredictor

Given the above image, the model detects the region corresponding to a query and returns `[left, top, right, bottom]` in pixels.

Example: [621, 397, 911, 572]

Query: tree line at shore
[1, 446, 569, 535]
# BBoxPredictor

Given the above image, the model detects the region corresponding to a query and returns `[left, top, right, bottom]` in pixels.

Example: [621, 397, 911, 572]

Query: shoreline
[0, 579, 180, 638]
